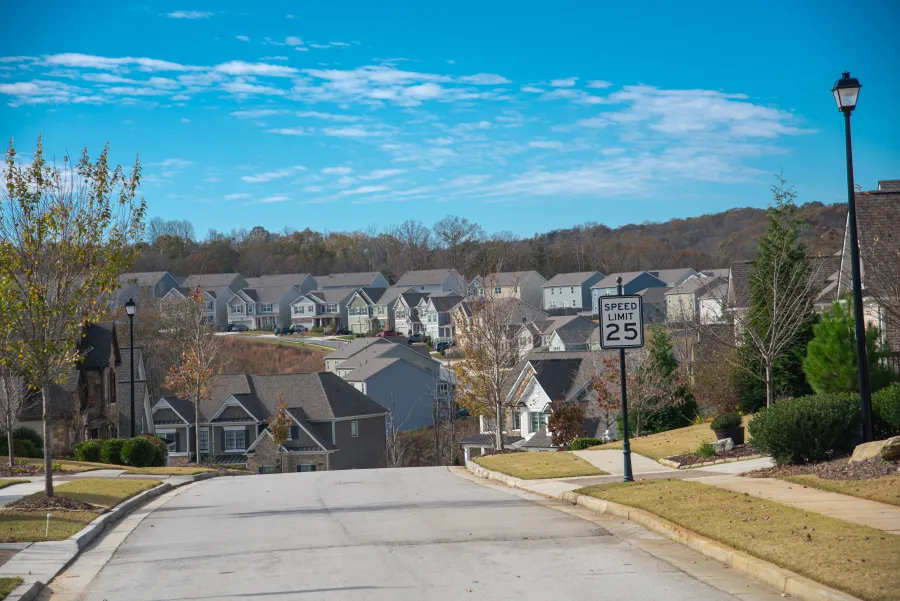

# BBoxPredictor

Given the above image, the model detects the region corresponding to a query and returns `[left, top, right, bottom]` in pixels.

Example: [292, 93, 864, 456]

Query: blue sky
[2, 0, 898, 238]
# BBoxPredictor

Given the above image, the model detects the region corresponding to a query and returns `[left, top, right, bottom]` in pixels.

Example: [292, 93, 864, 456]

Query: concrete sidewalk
[572, 449, 676, 475]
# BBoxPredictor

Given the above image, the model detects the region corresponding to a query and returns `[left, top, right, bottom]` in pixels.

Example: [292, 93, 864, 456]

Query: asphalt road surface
[48, 467, 775, 600]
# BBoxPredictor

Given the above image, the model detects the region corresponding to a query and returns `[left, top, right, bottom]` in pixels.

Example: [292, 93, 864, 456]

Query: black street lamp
[832, 71, 874, 441]
[125, 298, 137, 437]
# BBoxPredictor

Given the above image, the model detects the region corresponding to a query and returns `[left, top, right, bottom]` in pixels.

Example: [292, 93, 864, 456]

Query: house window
[604, 289, 614, 296]
[513, 412, 521, 430]
[247, 304, 254, 314]
[107, 369, 116, 404]
[351, 420, 359, 437]
[230, 305, 242, 314]
[198, 428, 209, 453]
[298, 464, 317, 472]
[327, 304, 337, 313]
[294, 305, 303, 314]
[494, 287, 502, 295]
[572, 300, 577, 307]
[550, 288, 554, 295]
[261, 304, 273, 313]
[549, 300, 556, 308]
[437, 382, 449, 395]
[531, 411, 541, 433]
[158, 430, 178, 453]
[571, 286, 575, 293]
[224, 429, 246, 452]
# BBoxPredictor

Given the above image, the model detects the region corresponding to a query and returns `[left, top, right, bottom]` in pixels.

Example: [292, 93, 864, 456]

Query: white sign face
[599, 295, 644, 349]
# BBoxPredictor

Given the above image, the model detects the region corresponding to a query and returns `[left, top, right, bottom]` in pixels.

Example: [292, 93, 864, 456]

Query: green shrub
[100, 438, 125, 465]
[121, 437, 157, 467]
[710, 412, 742, 430]
[52, 462, 62, 471]
[873, 384, 900, 439]
[73, 439, 103, 462]
[141, 435, 169, 467]
[13, 439, 37, 459]
[696, 441, 716, 458]
[569, 437, 604, 450]
[748, 393, 860, 465]
[12, 427, 42, 450]
[16, 458, 27, 466]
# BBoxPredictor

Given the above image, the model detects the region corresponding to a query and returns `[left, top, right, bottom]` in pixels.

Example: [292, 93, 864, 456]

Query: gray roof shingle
[181, 273, 243, 290]
[543, 272, 604, 287]
[314, 272, 385, 288]
[244, 274, 311, 288]
[81, 322, 119, 369]
[396, 269, 462, 287]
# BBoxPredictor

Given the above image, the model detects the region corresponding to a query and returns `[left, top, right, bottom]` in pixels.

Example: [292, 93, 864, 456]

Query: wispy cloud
[254, 195, 290, 203]
[528, 140, 563, 149]
[241, 167, 304, 183]
[340, 185, 390, 196]
[550, 77, 577, 87]
[235, 35, 250, 42]
[165, 10, 213, 19]
[225, 193, 252, 200]
[296, 111, 359, 122]
[359, 168, 406, 180]
[214, 61, 297, 77]
[265, 127, 312, 136]
[230, 108, 287, 118]
[322, 166, 354, 175]
[323, 126, 382, 138]
[587, 80, 612, 89]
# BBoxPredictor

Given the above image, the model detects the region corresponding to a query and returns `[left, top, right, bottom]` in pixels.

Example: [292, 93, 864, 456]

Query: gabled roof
[591, 271, 659, 289]
[119, 271, 171, 288]
[155, 397, 194, 423]
[237, 286, 298, 304]
[341, 357, 403, 381]
[395, 269, 461, 287]
[244, 274, 311, 288]
[20, 368, 79, 420]
[553, 328, 595, 347]
[314, 272, 386, 288]
[427, 294, 464, 312]
[728, 261, 754, 308]
[534, 315, 595, 334]
[484, 271, 545, 286]
[637, 286, 669, 304]
[326, 337, 392, 360]
[853, 185, 900, 297]
[665, 274, 722, 296]
[528, 359, 584, 401]
[543, 271, 604, 287]
[285, 407, 337, 451]
[181, 273, 243, 290]
[519, 426, 554, 449]
[396, 291, 429, 308]
[300, 288, 358, 304]
[116, 346, 145, 383]
[249, 372, 387, 419]
[649, 268, 697, 286]
[81, 322, 119, 369]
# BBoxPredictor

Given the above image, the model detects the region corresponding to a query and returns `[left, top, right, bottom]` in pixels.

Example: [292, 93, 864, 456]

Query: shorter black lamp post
[125, 299, 137, 437]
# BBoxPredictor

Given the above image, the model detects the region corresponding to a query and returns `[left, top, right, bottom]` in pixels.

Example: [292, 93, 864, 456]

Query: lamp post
[125, 299, 137, 437]
[832, 71, 874, 442]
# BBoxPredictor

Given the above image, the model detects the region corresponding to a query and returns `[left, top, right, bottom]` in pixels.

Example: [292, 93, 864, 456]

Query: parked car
[335, 328, 351, 335]
[291, 325, 308, 333]
[274, 327, 283, 335]
[232, 324, 249, 332]
[377, 330, 402, 337]
[407, 333, 426, 343]
[435, 341, 451, 352]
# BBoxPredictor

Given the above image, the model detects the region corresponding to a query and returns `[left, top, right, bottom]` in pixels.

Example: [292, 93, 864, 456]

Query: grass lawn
[474, 452, 607, 479]
[594, 416, 752, 461]
[779, 474, 900, 507]
[50, 478, 160, 508]
[123, 466, 216, 476]
[0, 577, 23, 599]
[0, 480, 28, 490]
[577, 479, 900, 601]
[0, 457, 106, 473]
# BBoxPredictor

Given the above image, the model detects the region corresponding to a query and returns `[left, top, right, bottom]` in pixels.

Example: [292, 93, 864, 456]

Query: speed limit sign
[599, 295, 644, 349]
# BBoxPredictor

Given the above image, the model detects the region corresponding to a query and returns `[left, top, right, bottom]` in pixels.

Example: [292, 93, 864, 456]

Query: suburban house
[542, 271, 604, 313]
[160, 286, 224, 326]
[516, 315, 595, 357]
[224, 285, 303, 330]
[244, 273, 316, 294]
[290, 288, 357, 331]
[314, 272, 389, 290]
[637, 287, 669, 324]
[180, 273, 248, 294]
[346, 287, 411, 334]
[152, 372, 388, 472]
[395, 269, 465, 294]
[325, 337, 402, 373]
[116, 344, 154, 438]
[591, 271, 667, 314]
[698, 281, 730, 324]
[421, 294, 465, 342]
[393, 291, 430, 336]
[547, 327, 597, 352]
[18, 322, 153, 454]
[477, 271, 547, 307]
[467, 276, 482, 297]
[115, 271, 180, 309]
[836, 179, 900, 352]
[664, 274, 727, 323]
[651, 268, 698, 288]
[459, 352, 614, 460]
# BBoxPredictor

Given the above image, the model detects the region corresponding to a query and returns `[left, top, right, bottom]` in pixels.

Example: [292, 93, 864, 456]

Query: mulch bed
[0, 466, 78, 478]
[745, 457, 899, 480]
[4, 495, 99, 512]
[667, 443, 759, 467]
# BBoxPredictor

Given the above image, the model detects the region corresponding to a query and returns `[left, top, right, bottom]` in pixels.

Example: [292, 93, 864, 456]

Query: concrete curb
[466, 462, 861, 601]
[4, 471, 238, 601]
[657, 454, 765, 470]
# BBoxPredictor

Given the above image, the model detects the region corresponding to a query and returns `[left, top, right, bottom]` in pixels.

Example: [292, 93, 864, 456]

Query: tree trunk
[195, 382, 201, 464]
[635, 406, 642, 438]
[764, 362, 774, 408]
[494, 401, 504, 451]
[7, 415, 14, 468]
[41, 385, 54, 497]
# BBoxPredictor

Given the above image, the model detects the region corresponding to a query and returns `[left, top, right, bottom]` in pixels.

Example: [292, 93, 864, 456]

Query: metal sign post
[599, 276, 645, 482]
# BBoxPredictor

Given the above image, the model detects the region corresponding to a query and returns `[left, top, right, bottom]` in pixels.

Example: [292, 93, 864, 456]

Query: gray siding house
[160, 286, 230, 327]
[591, 271, 667, 314]
[477, 271, 547, 307]
[115, 271, 180, 309]
[315, 272, 389, 289]
[290, 288, 357, 330]
[393, 291, 430, 336]
[395, 269, 464, 294]
[225, 285, 303, 330]
[421, 294, 464, 342]
[542, 271, 604, 312]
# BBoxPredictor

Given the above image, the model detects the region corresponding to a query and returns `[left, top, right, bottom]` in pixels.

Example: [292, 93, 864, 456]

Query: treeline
[134, 203, 847, 281]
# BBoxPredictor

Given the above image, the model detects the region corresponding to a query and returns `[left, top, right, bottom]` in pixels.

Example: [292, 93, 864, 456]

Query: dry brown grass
[596, 415, 752, 460]
[221, 337, 326, 373]
[780, 474, 900, 507]
[578, 479, 900, 601]
[475, 452, 607, 479]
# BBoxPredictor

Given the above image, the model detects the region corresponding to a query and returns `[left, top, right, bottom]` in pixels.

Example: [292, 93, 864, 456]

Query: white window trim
[224, 427, 247, 452]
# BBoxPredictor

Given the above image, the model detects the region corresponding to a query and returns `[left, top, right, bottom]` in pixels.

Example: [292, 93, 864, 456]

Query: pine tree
[803, 300, 893, 394]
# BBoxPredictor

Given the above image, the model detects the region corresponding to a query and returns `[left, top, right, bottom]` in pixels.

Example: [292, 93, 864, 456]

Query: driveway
[43, 467, 780, 600]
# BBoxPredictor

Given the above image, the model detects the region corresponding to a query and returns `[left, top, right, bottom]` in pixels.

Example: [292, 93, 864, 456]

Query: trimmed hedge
[710, 412, 742, 430]
[140, 435, 169, 467]
[873, 384, 900, 439]
[748, 393, 860, 465]
[12, 427, 42, 450]
[13, 439, 38, 459]
[73, 439, 103, 462]
[570, 438, 604, 451]
[100, 438, 125, 465]
[122, 436, 157, 467]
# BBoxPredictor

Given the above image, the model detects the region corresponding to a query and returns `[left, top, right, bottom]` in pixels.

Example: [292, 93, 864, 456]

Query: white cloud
[156, 158, 193, 169]
[340, 185, 389, 196]
[221, 80, 286, 96]
[521, 85, 543, 93]
[458, 73, 511, 85]
[214, 61, 298, 77]
[241, 167, 304, 183]
[181, 117, 191, 123]
[404, 82, 443, 100]
[235, 35, 250, 42]
[225, 193, 252, 200]
[265, 127, 312, 136]
[550, 77, 577, 88]
[255, 195, 290, 203]
[165, 10, 213, 19]
[323, 126, 382, 138]
[285, 36, 304, 47]
[529, 140, 563, 149]
[42, 53, 198, 72]
[577, 117, 608, 128]
[230, 108, 287, 118]
[104, 86, 170, 96]
[296, 110, 358, 122]
[359, 168, 406, 180]
[426, 137, 454, 146]
[587, 80, 612, 89]
[261, 56, 289, 61]
[322, 166, 354, 175]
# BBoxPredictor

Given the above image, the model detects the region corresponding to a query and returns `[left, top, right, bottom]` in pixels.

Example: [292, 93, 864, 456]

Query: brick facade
[247, 434, 329, 473]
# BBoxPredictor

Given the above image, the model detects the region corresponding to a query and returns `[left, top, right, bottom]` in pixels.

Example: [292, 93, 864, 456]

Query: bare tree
[0, 366, 37, 466]
[0, 138, 146, 496]
[385, 395, 418, 468]
[394, 220, 432, 271]
[433, 215, 484, 271]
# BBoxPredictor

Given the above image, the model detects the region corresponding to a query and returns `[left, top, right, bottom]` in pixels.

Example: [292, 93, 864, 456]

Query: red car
[377, 331, 402, 337]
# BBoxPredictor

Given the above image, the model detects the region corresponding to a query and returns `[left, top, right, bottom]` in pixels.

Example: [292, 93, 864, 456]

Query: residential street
[42, 467, 783, 601]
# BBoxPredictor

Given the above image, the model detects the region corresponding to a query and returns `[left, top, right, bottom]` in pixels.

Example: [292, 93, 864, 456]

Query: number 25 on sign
[599, 296, 644, 349]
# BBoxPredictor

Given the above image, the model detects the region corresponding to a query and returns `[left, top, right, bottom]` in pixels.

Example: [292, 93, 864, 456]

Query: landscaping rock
[850, 438, 898, 463]
[881, 436, 900, 461]
[712, 438, 735, 454]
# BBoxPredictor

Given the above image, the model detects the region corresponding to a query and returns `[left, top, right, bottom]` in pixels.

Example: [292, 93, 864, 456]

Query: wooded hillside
[134, 201, 847, 280]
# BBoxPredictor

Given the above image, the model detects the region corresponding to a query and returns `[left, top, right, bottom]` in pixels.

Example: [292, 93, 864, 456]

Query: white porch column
[464, 447, 471, 462]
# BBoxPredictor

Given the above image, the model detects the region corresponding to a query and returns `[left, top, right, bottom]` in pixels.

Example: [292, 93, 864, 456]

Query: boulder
[850, 436, 900, 463]
[712, 438, 735, 454]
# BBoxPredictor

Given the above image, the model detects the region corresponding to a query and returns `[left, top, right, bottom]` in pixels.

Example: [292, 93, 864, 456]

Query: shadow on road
[165, 586, 409, 600]
[226, 497, 534, 518]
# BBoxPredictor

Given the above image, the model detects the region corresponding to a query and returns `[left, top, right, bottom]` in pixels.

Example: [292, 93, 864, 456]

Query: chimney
[877, 180, 900, 192]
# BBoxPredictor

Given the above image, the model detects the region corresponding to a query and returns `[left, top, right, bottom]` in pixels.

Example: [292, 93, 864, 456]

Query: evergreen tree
[803, 300, 893, 394]
[642, 326, 697, 433]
